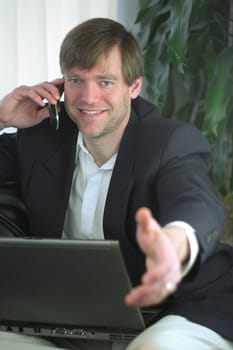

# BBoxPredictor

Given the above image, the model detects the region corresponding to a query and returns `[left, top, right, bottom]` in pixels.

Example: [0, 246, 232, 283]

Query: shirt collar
[76, 132, 117, 170]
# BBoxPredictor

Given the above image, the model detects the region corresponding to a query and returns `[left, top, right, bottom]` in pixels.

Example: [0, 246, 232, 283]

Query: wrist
[163, 226, 190, 265]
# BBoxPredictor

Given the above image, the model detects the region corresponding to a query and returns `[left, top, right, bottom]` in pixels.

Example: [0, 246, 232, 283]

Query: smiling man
[0, 17, 233, 350]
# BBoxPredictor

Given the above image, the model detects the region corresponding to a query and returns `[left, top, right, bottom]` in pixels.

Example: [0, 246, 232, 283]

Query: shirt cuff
[164, 221, 199, 277]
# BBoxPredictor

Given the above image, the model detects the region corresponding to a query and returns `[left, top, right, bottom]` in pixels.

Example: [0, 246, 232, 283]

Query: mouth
[78, 109, 107, 118]
[80, 109, 102, 114]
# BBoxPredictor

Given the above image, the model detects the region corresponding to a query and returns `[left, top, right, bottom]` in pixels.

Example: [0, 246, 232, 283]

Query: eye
[101, 80, 114, 88]
[66, 78, 81, 85]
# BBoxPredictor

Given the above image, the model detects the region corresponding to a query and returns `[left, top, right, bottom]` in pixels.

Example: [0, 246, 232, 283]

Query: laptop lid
[0, 238, 153, 342]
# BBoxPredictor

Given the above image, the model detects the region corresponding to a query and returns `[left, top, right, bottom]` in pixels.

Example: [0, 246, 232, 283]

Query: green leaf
[203, 47, 233, 141]
[167, 0, 194, 70]
[134, 7, 151, 24]
[143, 44, 170, 106]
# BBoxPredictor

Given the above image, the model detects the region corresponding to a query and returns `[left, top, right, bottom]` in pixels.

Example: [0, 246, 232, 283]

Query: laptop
[0, 238, 162, 342]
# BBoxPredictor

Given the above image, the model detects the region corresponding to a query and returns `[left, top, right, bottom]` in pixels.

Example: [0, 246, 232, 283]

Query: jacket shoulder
[132, 96, 160, 118]
[131, 96, 211, 156]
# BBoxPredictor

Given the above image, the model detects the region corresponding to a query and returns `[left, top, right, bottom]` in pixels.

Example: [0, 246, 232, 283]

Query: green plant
[133, 0, 233, 198]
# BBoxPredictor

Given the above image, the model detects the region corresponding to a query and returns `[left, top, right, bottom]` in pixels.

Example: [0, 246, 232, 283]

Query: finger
[30, 79, 64, 105]
[125, 281, 172, 307]
[34, 83, 60, 102]
[16, 85, 56, 107]
[37, 106, 50, 120]
[50, 77, 64, 87]
[135, 208, 165, 261]
[125, 268, 180, 307]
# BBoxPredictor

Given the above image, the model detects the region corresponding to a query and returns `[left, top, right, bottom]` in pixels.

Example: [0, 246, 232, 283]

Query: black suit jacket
[0, 96, 233, 340]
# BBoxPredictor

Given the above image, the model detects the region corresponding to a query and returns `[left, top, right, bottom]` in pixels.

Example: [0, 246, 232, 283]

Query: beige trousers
[0, 315, 232, 350]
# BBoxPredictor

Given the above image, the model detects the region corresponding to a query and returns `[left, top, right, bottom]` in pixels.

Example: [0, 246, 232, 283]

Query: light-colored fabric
[165, 221, 199, 277]
[126, 315, 233, 350]
[63, 133, 117, 240]
[52, 338, 126, 350]
[1, 316, 233, 349]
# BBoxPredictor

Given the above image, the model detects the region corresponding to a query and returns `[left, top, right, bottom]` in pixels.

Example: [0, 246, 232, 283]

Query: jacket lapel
[103, 109, 139, 241]
[27, 114, 78, 238]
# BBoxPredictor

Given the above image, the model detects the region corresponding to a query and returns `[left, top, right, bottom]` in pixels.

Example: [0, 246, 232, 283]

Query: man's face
[63, 45, 142, 143]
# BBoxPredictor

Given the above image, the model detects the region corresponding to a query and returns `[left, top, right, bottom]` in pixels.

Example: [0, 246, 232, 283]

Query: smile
[80, 110, 103, 115]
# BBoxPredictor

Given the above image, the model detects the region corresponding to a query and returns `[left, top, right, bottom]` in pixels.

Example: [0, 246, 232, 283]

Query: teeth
[82, 110, 101, 115]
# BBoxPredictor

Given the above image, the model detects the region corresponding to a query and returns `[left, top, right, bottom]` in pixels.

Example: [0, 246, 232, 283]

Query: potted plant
[133, 0, 233, 242]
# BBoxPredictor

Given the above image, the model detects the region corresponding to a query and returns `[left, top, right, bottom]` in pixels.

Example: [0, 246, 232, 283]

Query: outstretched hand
[0, 78, 64, 129]
[125, 208, 184, 307]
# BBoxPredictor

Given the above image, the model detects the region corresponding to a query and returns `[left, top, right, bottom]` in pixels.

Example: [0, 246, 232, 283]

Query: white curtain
[0, 0, 139, 98]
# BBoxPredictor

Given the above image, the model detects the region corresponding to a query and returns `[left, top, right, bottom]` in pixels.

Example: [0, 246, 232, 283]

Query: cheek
[64, 83, 83, 99]
[64, 94, 78, 120]
[64, 90, 78, 103]
[108, 88, 130, 106]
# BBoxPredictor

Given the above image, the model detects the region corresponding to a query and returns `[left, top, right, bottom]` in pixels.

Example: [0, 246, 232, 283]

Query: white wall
[0, 0, 140, 98]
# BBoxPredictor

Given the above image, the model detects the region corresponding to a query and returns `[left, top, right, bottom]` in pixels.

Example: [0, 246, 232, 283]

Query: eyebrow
[97, 74, 118, 81]
[65, 72, 118, 81]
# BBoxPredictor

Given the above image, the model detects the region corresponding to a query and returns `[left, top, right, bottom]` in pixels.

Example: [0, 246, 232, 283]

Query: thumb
[135, 207, 163, 260]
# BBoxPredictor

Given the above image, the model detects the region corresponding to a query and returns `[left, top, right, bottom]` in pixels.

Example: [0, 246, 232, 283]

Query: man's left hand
[125, 207, 184, 307]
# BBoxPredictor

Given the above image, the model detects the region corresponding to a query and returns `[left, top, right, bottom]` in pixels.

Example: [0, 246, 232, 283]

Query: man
[0, 17, 233, 350]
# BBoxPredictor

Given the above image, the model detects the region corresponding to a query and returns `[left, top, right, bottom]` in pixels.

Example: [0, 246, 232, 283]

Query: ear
[130, 76, 143, 99]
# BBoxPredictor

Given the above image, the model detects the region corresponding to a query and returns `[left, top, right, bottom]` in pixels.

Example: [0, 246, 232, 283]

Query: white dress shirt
[63, 133, 116, 240]
[63, 133, 199, 275]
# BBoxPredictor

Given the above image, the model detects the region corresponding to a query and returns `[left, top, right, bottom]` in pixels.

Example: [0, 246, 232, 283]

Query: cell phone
[48, 84, 64, 130]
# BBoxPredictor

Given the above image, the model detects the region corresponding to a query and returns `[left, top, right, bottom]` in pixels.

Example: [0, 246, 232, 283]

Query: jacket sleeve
[154, 122, 225, 263]
[0, 132, 19, 181]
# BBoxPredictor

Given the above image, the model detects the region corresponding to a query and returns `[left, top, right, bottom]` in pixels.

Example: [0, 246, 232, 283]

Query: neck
[83, 132, 120, 167]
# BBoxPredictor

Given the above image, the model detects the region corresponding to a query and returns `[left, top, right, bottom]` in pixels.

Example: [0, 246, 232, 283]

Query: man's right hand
[0, 77, 64, 130]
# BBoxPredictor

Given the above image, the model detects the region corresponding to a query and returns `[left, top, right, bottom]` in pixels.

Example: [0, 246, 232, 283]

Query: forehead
[66, 45, 123, 77]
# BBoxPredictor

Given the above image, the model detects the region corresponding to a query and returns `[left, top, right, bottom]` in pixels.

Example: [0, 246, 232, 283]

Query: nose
[80, 82, 100, 105]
